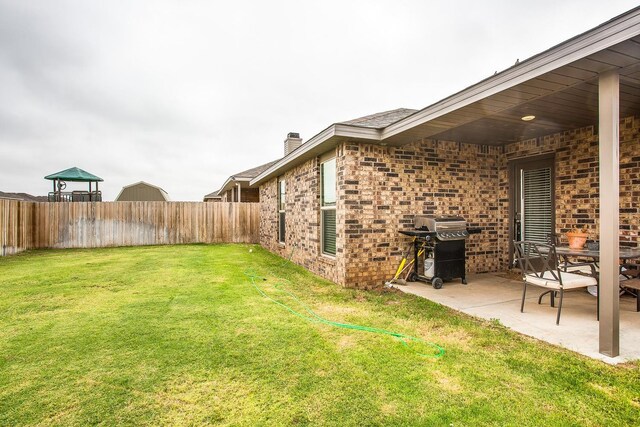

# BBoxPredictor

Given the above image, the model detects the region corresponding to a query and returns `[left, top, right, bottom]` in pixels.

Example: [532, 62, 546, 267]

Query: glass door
[512, 156, 555, 244]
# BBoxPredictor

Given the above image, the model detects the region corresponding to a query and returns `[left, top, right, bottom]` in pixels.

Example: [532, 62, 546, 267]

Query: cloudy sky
[1, 0, 638, 201]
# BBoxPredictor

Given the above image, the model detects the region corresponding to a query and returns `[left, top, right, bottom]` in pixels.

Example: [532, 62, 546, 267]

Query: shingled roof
[203, 190, 220, 200]
[204, 159, 281, 200]
[230, 159, 280, 180]
[0, 191, 48, 202]
[44, 166, 103, 182]
[339, 108, 417, 129]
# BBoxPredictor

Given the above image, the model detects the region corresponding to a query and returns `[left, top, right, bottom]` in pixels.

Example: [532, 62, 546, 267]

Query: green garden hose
[244, 264, 444, 359]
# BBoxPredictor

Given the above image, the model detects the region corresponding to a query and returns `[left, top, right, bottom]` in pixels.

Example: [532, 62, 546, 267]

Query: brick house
[251, 7, 640, 356]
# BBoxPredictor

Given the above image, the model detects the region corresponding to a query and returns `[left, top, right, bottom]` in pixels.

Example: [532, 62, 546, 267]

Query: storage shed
[115, 181, 169, 201]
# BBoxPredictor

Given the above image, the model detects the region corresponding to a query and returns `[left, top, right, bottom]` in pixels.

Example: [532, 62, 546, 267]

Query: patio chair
[620, 266, 640, 312]
[513, 241, 597, 325]
[619, 279, 640, 312]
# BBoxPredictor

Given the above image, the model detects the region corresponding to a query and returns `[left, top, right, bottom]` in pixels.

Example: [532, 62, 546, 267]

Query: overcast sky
[0, 0, 638, 201]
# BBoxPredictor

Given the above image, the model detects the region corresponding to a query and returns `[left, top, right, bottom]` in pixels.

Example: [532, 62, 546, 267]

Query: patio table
[538, 245, 640, 307]
[554, 245, 640, 260]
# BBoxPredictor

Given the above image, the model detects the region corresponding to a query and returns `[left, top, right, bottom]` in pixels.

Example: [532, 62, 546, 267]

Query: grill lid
[415, 215, 466, 231]
[415, 215, 468, 241]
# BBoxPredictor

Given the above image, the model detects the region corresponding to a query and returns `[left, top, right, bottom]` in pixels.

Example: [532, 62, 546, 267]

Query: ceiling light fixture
[521, 115, 536, 121]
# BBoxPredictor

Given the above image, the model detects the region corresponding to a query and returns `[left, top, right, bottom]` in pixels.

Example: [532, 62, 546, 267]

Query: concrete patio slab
[395, 273, 640, 364]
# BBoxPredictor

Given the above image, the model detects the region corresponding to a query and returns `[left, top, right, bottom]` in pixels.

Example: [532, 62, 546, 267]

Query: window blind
[522, 167, 552, 243]
[322, 210, 336, 255]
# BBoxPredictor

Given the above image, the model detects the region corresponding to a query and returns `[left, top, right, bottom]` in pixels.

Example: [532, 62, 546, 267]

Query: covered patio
[248, 7, 640, 360]
[377, 7, 640, 359]
[397, 274, 640, 364]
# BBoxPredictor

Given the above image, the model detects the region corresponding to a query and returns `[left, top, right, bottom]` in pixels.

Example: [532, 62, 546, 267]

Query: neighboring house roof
[251, 6, 640, 186]
[338, 108, 417, 129]
[207, 159, 280, 198]
[0, 191, 48, 202]
[203, 190, 221, 201]
[115, 181, 169, 201]
[44, 167, 104, 182]
[230, 160, 280, 180]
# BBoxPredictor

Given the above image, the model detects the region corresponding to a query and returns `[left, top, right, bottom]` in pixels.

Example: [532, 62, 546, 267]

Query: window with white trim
[320, 157, 336, 256]
[278, 178, 285, 243]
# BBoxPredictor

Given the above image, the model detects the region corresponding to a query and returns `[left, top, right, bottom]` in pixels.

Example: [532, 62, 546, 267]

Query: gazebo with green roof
[45, 167, 104, 202]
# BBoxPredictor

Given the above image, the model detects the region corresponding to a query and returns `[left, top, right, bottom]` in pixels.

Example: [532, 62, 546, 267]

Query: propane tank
[424, 253, 435, 279]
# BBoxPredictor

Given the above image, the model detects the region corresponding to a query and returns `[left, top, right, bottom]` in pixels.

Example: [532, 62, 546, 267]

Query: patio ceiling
[383, 36, 640, 146]
[252, 7, 640, 187]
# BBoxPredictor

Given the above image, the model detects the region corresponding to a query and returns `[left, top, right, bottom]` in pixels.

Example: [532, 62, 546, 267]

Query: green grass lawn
[0, 244, 639, 426]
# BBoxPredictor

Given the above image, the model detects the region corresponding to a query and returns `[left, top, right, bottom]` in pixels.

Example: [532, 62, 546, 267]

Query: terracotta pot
[566, 232, 588, 249]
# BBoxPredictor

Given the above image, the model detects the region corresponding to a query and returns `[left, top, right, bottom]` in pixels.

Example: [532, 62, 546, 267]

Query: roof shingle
[339, 108, 417, 129]
[231, 159, 280, 179]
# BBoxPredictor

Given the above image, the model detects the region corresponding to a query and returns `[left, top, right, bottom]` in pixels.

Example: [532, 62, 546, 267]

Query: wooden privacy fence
[0, 200, 260, 256]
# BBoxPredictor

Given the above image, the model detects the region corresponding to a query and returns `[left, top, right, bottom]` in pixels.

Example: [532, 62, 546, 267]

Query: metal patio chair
[620, 265, 640, 312]
[514, 241, 598, 325]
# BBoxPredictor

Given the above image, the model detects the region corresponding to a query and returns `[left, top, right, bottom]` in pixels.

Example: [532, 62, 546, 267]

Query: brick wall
[259, 149, 346, 284]
[259, 115, 640, 289]
[503, 115, 640, 248]
[340, 140, 502, 288]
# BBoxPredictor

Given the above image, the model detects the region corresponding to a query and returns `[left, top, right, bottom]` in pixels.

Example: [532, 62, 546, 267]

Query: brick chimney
[284, 132, 302, 156]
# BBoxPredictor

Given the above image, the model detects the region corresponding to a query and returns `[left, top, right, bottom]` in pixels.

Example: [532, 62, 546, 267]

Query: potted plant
[566, 227, 589, 249]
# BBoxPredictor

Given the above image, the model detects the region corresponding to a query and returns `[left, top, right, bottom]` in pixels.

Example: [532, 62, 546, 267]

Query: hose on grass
[244, 251, 444, 359]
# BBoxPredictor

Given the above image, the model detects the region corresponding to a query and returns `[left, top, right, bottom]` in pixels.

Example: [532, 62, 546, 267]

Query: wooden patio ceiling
[385, 36, 640, 146]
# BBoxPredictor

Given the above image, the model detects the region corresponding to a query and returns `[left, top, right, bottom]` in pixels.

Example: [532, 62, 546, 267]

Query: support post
[237, 183, 242, 203]
[598, 70, 620, 357]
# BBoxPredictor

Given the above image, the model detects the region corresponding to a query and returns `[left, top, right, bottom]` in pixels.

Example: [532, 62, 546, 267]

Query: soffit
[383, 37, 640, 146]
[252, 8, 640, 186]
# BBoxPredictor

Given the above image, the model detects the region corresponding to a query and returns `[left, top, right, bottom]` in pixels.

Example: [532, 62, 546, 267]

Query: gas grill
[399, 215, 480, 289]
[414, 215, 469, 241]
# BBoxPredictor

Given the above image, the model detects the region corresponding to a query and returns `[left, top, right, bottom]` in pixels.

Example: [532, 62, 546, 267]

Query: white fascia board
[250, 125, 335, 186]
[382, 7, 640, 139]
[121, 180, 145, 189]
[250, 124, 380, 186]
[114, 188, 125, 201]
[216, 177, 235, 194]
[217, 176, 252, 194]
[333, 124, 381, 140]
